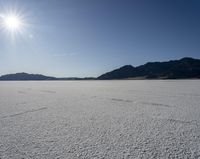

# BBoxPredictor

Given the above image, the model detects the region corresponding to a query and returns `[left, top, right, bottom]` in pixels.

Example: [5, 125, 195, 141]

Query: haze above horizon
[0, 0, 200, 77]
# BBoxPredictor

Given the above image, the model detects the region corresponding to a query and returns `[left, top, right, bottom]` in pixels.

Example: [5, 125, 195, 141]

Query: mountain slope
[98, 65, 135, 80]
[0, 73, 96, 81]
[98, 57, 200, 79]
[0, 73, 56, 80]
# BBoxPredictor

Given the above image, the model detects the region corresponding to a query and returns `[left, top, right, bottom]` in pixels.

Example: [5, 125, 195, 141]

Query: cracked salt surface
[0, 80, 200, 158]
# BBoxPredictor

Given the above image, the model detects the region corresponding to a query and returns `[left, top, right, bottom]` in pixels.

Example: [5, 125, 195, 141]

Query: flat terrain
[0, 80, 200, 158]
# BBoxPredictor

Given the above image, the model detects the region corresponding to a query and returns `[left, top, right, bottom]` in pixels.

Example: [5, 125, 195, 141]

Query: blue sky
[0, 0, 200, 77]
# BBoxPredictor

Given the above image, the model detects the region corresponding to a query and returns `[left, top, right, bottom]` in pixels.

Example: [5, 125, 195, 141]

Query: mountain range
[0, 73, 56, 80]
[0, 57, 200, 80]
[97, 57, 200, 79]
[0, 72, 95, 81]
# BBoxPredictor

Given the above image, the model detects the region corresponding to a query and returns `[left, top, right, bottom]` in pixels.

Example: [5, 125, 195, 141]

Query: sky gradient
[0, 0, 200, 77]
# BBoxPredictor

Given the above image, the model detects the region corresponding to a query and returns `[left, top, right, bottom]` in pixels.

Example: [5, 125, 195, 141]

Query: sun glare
[3, 15, 22, 31]
[4, 16, 21, 30]
[0, 8, 31, 38]
[0, 12, 26, 35]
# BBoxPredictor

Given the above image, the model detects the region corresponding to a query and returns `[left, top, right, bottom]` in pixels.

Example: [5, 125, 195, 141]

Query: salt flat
[0, 80, 200, 159]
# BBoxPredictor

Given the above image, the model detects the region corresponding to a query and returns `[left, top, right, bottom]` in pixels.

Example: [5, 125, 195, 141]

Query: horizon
[0, 56, 199, 78]
[0, 0, 200, 77]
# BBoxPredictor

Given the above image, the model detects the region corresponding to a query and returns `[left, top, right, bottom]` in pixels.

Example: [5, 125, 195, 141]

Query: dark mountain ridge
[0, 57, 200, 80]
[98, 57, 200, 79]
[0, 72, 95, 81]
[0, 72, 56, 80]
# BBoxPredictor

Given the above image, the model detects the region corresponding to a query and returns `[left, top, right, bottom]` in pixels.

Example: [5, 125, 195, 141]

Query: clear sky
[0, 0, 200, 77]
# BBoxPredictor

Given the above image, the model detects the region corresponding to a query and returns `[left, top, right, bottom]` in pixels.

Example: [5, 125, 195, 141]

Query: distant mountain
[1, 57, 200, 81]
[98, 57, 200, 79]
[0, 73, 56, 80]
[0, 72, 96, 81]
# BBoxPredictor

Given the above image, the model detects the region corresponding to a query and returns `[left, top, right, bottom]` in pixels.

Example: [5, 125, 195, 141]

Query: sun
[0, 10, 30, 38]
[3, 15, 22, 31]
[0, 12, 25, 34]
